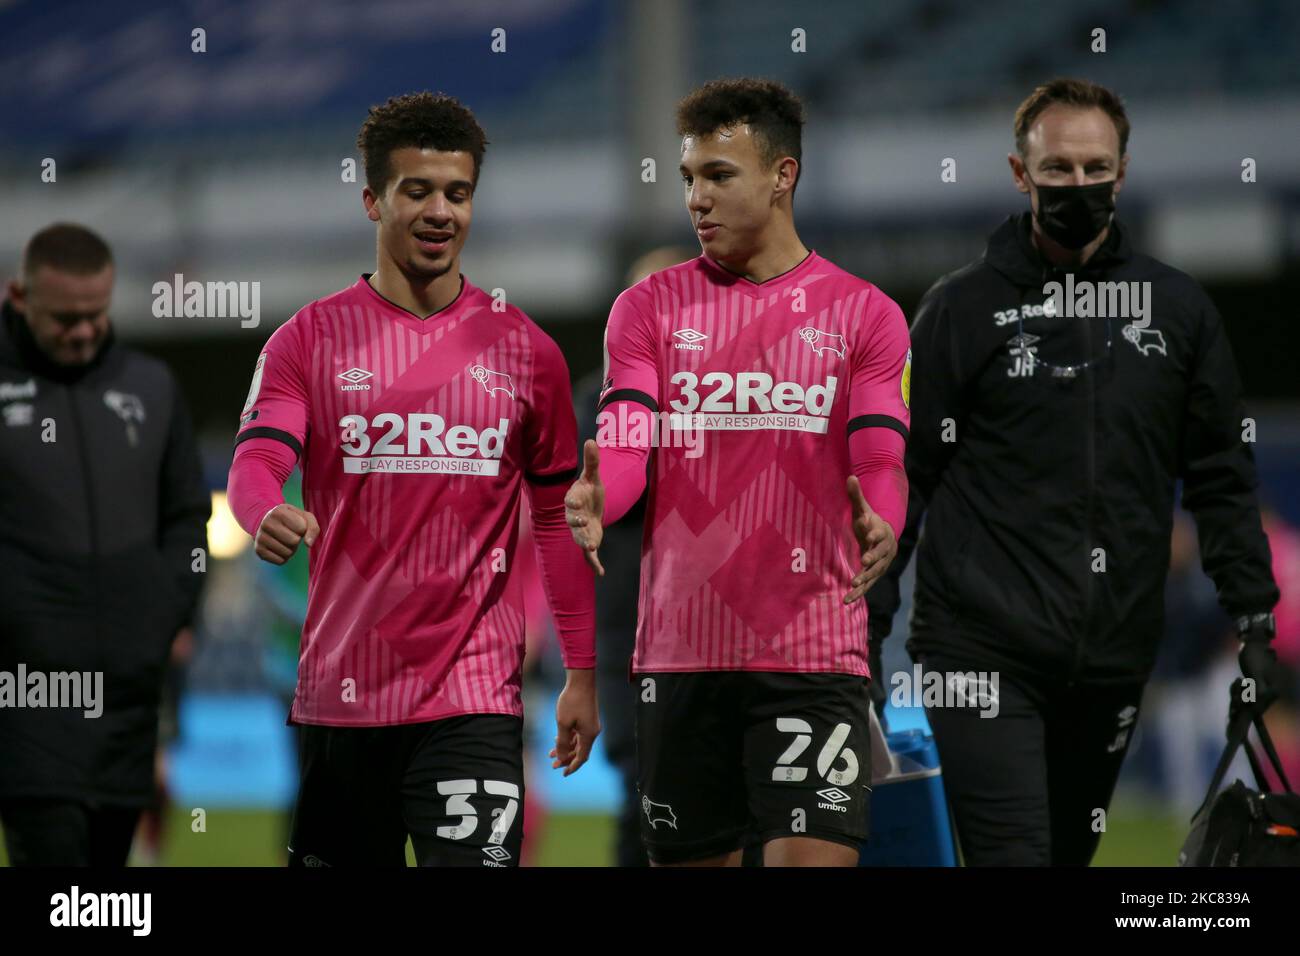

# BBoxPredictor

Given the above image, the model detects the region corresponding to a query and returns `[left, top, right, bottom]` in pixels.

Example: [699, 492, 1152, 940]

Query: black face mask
[1029, 177, 1116, 250]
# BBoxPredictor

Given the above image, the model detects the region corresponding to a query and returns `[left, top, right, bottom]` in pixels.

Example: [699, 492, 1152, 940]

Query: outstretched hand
[564, 439, 606, 576]
[843, 475, 897, 603]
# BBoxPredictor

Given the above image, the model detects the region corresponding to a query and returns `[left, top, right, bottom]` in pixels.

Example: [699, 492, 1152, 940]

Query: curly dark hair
[676, 78, 805, 184]
[356, 91, 489, 196]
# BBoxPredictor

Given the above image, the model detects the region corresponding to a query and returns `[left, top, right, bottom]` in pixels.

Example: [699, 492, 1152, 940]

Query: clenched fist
[254, 503, 320, 565]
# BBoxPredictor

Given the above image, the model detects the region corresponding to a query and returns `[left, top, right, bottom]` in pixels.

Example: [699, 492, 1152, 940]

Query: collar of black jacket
[984, 210, 1132, 287]
[0, 297, 118, 384]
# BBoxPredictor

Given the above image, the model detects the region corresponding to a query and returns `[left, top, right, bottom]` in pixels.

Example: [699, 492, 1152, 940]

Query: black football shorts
[635, 671, 872, 864]
[288, 714, 524, 868]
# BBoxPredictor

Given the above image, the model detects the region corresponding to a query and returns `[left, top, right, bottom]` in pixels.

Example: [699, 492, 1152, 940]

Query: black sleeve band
[233, 426, 303, 458]
[526, 465, 580, 486]
[596, 388, 658, 414]
[847, 414, 909, 444]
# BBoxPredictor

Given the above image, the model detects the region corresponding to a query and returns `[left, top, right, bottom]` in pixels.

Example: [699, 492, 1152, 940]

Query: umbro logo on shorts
[482, 845, 511, 866]
[816, 787, 852, 812]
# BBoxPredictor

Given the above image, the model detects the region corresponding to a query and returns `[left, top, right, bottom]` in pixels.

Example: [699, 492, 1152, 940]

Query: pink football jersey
[235, 275, 579, 725]
[598, 252, 911, 675]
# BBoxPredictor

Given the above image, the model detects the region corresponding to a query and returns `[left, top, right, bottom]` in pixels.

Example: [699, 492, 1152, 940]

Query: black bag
[1179, 692, 1300, 867]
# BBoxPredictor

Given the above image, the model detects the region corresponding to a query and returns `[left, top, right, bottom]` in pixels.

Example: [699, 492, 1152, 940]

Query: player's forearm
[529, 481, 597, 668]
[849, 426, 907, 539]
[227, 437, 297, 537]
[595, 398, 652, 525]
[562, 666, 596, 687]
[600, 443, 650, 525]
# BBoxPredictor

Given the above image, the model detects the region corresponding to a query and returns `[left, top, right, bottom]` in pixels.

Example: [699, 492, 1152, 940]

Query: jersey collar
[698, 249, 820, 297]
[357, 273, 470, 330]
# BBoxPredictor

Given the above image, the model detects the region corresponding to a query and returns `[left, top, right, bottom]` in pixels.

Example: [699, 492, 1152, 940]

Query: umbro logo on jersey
[469, 364, 515, 399]
[1006, 331, 1040, 354]
[338, 367, 373, 391]
[672, 328, 707, 351]
[797, 327, 846, 358]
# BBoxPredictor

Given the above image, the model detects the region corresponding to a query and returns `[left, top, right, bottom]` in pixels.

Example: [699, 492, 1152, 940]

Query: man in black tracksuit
[867, 79, 1281, 865]
[0, 223, 209, 866]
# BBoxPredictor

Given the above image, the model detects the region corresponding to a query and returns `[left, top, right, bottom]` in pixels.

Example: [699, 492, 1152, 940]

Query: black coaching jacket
[0, 300, 209, 805]
[868, 212, 1278, 685]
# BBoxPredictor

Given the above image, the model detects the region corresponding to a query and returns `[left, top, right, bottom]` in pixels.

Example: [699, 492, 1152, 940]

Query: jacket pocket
[914, 493, 978, 621]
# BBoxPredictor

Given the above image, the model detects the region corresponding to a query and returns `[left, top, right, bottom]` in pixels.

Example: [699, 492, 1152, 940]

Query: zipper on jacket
[1069, 276, 1098, 687]
[64, 385, 100, 553]
[65, 385, 104, 680]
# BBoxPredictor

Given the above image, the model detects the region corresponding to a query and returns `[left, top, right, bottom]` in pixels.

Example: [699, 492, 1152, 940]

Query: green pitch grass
[0, 809, 616, 867]
[0, 799, 1184, 867]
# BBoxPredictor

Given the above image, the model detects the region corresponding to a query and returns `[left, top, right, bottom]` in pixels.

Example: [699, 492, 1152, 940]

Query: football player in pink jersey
[227, 92, 598, 867]
[566, 79, 910, 866]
